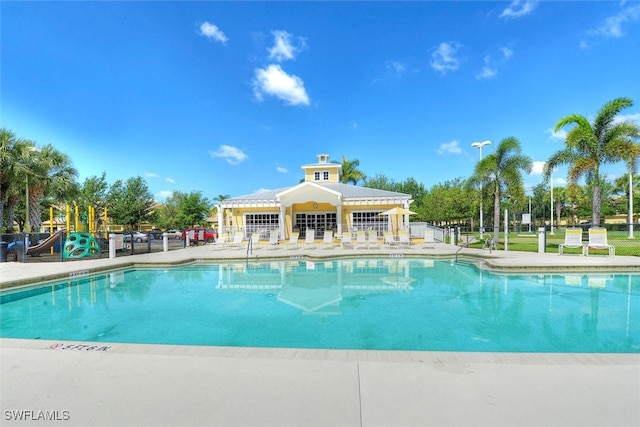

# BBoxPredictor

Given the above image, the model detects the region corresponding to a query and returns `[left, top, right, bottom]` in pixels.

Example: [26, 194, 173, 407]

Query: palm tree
[339, 156, 366, 185]
[23, 144, 77, 231]
[545, 97, 640, 227]
[0, 130, 36, 232]
[468, 137, 532, 244]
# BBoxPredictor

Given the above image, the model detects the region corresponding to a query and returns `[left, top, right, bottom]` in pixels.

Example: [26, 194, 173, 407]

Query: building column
[279, 205, 286, 239]
[217, 205, 224, 235]
[337, 205, 342, 235]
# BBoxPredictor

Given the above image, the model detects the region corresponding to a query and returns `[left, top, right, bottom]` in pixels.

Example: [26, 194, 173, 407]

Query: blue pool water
[1, 259, 638, 353]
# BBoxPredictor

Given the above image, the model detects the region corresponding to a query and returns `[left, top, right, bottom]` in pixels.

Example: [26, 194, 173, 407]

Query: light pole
[550, 169, 555, 235]
[629, 171, 635, 239]
[471, 140, 491, 237]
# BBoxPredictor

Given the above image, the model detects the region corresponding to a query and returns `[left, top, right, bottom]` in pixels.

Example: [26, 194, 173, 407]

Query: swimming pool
[1, 258, 638, 353]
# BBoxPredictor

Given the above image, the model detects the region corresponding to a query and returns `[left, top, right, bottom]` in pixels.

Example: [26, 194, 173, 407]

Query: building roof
[219, 182, 411, 208]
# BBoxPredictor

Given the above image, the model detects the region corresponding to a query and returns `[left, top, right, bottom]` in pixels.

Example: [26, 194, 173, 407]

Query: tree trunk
[493, 187, 500, 244]
[29, 186, 44, 231]
[592, 185, 601, 226]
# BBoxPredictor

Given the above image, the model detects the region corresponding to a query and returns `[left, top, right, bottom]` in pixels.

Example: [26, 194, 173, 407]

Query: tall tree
[339, 156, 366, 185]
[20, 143, 77, 232]
[107, 176, 155, 230]
[468, 137, 532, 243]
[0, 129, 29, 232]
[545, 97, 640, 226]
[175, 191, 211, 228]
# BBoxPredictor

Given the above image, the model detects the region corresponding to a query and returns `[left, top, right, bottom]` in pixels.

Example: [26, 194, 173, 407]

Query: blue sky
[3, 1, 640, 202]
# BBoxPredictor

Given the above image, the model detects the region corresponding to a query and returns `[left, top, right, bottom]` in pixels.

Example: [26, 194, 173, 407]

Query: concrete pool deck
[1, 244, 639, 426]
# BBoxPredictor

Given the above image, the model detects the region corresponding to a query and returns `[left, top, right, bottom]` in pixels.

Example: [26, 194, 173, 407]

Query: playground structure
[17, 205, 109, 259]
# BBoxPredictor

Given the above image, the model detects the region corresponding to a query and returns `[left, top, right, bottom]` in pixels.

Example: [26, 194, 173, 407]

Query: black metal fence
[0, 231, 189, 263]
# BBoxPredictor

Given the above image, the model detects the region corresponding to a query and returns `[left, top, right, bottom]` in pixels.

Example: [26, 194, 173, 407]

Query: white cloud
[547, 128, 567, 140]
[476, 47, 512, 80]
[614, 112, 640, 124]
[437, 140, 462, 155]
[145, 172, 160, 178]
[209, 145, 248, 165]
[430, 42, 462, 74]
[165, 178, 175, 184]
[157, 190, 173, 200]
[500, 0, 539, 19]
[582, 3, 640, 48]
[587, 3, 640, 38]
[253, 64, 310, 106]
[276, 166, 288, 174]
[476, 55, 497, 80]
[385, 60, 406, 78]
[199, 22, 228, 44]
[268, 30, 307, 62]
[530, 161, 546, 175]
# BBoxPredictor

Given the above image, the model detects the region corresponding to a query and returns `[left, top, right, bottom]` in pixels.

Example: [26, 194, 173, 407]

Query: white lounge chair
[367, 231, 380, 248]
[584, 227, 615, 257]
[268, 230, 280, 249]
[558, 228, 584, 255]
[304, 229, 316, 249]
[398, 231, 412, 248]
[227, 233, 244, 249]
[355, 231, 367, 249]
[341, 232, 353, 248]
[318, 230, 332, 249]
[422, 229, 435, 248]
[285, 232, 300, 250]
[250, 233, 262, 250]
[383, 232, 397, 248]
[212, 234, 229, 250]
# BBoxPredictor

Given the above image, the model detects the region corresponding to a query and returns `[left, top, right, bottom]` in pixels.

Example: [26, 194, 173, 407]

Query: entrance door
[295, 213, 337, 238]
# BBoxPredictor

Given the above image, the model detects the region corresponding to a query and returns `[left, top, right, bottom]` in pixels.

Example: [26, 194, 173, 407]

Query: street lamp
[549, 168, 555, 235]
[471, 140, 491, 237]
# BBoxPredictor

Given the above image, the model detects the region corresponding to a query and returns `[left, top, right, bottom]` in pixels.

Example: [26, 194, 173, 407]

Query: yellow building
[217, 154, 413, 239]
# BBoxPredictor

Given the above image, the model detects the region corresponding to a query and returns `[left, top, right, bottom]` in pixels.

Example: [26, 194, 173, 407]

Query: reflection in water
[0, 260, 638, 352]
[216, 259, 417, 315]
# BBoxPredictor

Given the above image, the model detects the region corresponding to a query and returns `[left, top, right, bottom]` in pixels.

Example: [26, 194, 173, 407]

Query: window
[294, 213, 337, 238]
[313, 170, 329, 181]
[245, 214, 280, 238]
[352, 211, 386, 235]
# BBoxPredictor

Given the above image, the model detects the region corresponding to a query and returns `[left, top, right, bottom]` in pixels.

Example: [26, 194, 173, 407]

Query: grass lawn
[460, 231, 638, 256]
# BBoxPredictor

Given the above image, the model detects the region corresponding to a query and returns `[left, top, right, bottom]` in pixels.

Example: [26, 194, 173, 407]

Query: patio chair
[367, 231, 380, 248]
[398, 231, 412, 248]
[355, 231, 367, 249]
[285, 232, 300, 250]
[212, 233, 229, 250]
[383, 232, 397, 248]
[584, 227, 615, 257]
[422, 229, 435, 248]
[250, 233, 262, 250]
[303, 229, 316, 249]
[227, 233, 244, 249]
[268, 230, 280, 249]
[558, 228, 584, 255]
[322, 230, 335, 249]
[341, 232, 353, 248]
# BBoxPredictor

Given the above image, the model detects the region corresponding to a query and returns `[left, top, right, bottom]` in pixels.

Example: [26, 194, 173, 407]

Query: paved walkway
[1, 244, 639, 426]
